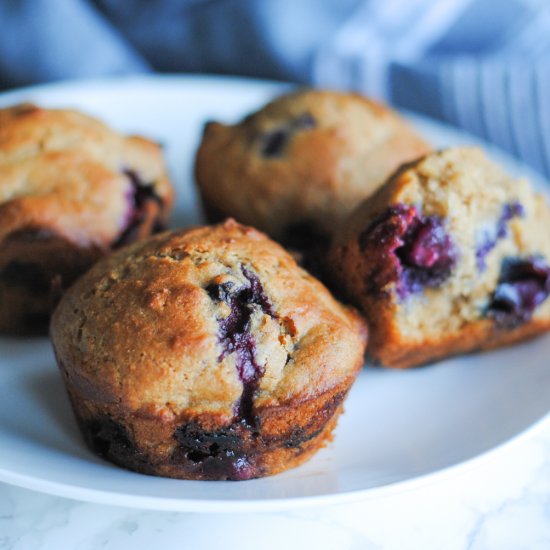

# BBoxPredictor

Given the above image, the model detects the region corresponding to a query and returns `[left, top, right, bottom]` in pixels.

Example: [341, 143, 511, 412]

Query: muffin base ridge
[66, 383, 349, 481]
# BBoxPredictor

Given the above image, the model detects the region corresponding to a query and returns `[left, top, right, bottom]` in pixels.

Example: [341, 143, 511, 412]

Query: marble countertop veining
[1, 418, 549, 550]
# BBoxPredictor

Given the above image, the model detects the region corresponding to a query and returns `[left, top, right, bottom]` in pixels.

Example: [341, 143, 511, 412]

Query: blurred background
[1, 0, 549, 178]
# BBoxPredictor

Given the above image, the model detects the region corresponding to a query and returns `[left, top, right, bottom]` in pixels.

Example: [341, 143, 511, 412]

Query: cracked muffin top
[0, 103, 173, 248]
[51, 219, 367, 425]
[195, 89, 429, 243]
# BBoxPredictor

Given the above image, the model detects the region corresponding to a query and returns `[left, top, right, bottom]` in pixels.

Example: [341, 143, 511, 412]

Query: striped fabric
[0, 0, 548, 178]
[314, 0, 550, 178]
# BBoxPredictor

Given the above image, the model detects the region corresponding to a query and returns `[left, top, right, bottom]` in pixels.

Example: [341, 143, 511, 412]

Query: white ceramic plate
[0, 75, 549, 512]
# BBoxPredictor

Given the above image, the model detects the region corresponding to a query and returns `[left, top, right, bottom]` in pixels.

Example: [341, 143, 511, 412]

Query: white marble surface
[1, 418, 549, 550]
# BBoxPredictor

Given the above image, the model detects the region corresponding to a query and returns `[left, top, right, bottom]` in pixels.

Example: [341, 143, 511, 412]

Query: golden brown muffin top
[51, 219, 367, 424]
[195, 88, 430, 240]
[0, 103, 173, 248]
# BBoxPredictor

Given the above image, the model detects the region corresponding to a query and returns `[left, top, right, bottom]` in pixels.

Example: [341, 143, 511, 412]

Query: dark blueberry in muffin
[114, 170, 166, 248]
[476, 202, 525, 270]
[498, 203, 525, 237]
[86, 416, 137, 459]
[261, 129, 288, 157]
[398, 214, 456, 294]
[260, 113, 316, 157]
[207, 266, 275, 421]
[359, 204, 456, 297]
[175, 422, 256, 480]
[488, 257, 550, 327]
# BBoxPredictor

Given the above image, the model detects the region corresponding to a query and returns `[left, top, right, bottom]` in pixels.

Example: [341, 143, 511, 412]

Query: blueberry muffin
[0, 103, 173, 334]
[195, 89, 430, 248]
[329, 147, 550, 369]
[50, 219, 367, 480]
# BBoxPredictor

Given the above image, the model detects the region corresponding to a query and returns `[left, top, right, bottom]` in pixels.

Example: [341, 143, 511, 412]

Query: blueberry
[359, 204, 457, 297]
[261, 129, 288, 157]
[259, 112, 316, 157]
[476, 202, 524, 270]
[206, 281, 235, 303]
[113, 169, 164, 248]
[488, 257, 550, 327]
[174, 422, 257, 480]
[207, 266, 274, 422]
[86, 417, 137, 460]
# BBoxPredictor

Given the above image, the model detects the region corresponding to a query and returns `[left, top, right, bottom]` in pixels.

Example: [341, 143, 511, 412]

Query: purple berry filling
[476, 202, 525, 270]
[113, 169, 164, 248]
[84, 417, 154, 473]
[359, 204, 457, 297]
[260, 112, 316, 157]
[498, 203, 525, 237]
[261, 129, 288, 157]
[175, 422, 256, 481]
[487, 257, 550, 327]
[84, 417, 154, 475]
[206, 266, 275, 423]
[87, 417, 135, 458]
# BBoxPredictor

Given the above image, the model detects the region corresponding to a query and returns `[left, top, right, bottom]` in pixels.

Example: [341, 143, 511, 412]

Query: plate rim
[1, 410, 548, 513]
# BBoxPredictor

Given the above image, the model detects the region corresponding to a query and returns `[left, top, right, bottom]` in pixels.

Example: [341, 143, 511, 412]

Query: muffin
[329, 147, 550, 369]
[0, 103, 173, 334]
[195, 89, 429, 248]
[50, 219, 367, 480]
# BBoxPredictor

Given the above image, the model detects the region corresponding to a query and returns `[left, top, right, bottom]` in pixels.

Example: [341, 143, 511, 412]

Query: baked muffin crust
[330, 147, 550, 368]
[195, 89, 429, 246]
[51, 219, 367, 480]
[0, 103, 173, 334]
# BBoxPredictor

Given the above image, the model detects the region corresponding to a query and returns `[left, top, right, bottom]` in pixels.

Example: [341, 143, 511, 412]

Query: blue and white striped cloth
[0, 0, 549, 178]
[314, 0, 550, 179]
